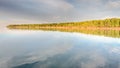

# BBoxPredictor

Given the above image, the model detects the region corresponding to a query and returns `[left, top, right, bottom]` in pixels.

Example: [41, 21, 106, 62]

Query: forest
[7, 18, 120, 38]
[7, 18, 120, 29]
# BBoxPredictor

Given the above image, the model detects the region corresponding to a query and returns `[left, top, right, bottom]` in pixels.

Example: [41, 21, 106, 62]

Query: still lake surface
[0, 29, 120, 68]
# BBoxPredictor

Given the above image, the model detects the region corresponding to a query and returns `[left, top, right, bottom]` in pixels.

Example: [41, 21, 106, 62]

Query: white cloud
[36, 0, 74, 11]
[106, 1, 120, 9]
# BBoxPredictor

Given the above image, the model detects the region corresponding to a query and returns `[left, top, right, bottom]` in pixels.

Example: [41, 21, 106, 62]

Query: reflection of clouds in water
[14, 43, 72, 66]
[15, 33, 120, 68]
[1, 31, 120, 68]
[109, 47, 120, 54]
[0, 31, 73, 68]
[0, 57, 12, 68]
[29, 45, 106, 68]
[37, 45, 120, 68]
[81, 52, 106, 68]
[10, 44, 72, 68]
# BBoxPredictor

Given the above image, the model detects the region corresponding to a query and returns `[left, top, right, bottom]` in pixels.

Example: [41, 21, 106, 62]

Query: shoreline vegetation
[7, 18, 120, 38]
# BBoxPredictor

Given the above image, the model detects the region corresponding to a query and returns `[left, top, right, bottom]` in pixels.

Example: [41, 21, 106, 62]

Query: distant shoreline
[7, 18, 120, 38]
[7, 18, 120, 30]
[7, 26, 120, 30]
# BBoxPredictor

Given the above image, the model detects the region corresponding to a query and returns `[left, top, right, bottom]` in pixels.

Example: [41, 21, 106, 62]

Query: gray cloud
[0, 0, 120, 25]
[0, 0, 75, 22]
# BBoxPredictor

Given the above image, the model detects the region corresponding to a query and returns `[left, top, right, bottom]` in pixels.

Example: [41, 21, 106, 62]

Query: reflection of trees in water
[8, 25, 120, 38]
[38, 28, 120, 38]
[7, 18, 120, 38]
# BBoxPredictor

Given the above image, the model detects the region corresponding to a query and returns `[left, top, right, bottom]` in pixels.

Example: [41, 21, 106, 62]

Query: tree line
[7, 18, 120, 29]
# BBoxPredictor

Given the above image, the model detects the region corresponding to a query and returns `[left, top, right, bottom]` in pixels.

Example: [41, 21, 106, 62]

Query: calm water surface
[0, 30, 120, 68]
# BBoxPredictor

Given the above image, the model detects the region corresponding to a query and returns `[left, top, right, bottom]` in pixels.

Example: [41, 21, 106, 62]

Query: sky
[1, 0, 120, 27]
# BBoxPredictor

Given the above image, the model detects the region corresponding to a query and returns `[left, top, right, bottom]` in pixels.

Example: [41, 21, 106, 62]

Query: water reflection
[9, 28, 120, 38]
[0, 30, 120, 68]
[31, 28, 120, 38]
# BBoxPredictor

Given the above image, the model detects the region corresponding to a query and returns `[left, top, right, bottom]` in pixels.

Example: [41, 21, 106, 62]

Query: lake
[0, 30, 120, 68]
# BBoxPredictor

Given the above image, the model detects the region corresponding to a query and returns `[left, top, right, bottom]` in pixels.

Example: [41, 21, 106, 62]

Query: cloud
[0, 0, 106, 24]
[37, 0, 74, 10]
[0, 0, 74, 22]
[0, 0, 120, 28]
[106, 0, 120, 9]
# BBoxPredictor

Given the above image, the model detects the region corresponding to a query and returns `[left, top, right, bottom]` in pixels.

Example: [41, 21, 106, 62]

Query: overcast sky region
[1, 0, 120, 27]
